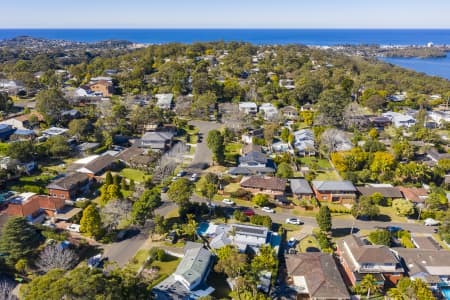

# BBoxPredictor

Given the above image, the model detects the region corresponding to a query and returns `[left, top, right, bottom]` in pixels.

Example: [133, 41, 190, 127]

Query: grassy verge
[298, 157, 331, 169]
[125, 249, 150, 273]
[377, 205, 407, 223]
[298, 235, 320, 252]
[150, 255, 180, 275]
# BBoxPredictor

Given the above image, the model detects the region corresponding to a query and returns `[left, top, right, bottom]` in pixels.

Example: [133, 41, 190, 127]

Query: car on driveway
[285, 218, 302, 225]
[243, 209, 255, 217]
[161, 186, 169, 193]
[222, 198, 235, 206]
[424, 218, 440, 226]
[190, 173, 198, 181]
[261, 207, 275, 213]
[68, 224, 81, 233]
[177, 170, 187, 177]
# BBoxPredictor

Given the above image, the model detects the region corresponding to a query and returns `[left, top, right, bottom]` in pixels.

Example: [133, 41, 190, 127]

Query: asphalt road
[102, 200, 176, 267]
[188, 120, 222, 165]
[191, 196, 436, 235]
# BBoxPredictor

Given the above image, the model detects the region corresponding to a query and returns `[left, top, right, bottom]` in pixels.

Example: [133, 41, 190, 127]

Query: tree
[167, 178, 193, 209]
[7, 140, 34, 162]
[0, 92, 13, 113]
[35, 88, 69, 123]
[251, 245, 277, 273]
[131, 188, 161, 225]
[263, 123, 278, 146]
[206, 130, 225, 165]
[252, 194, 270, 207]
[44, 136, 72, 158]
[276, 162, 294, 178]
[68, 119, 90, 142]
[154, 214, 168, 235]
[215, 245, 248, 278]
[352, 196, 380, 219]
[0, 217, 42, 266]
[316, 89, 351, 126]
[392, 199, 415, 217]
[370, 151, 395, 175]
[105, 171, 113, 186]
[316, 206, 332, 232]
[101, 199, 132, 232]
[426, 192, 448, 211]
[388, 278, 435, 300]
[197, 173, 219, 206]
[356, 274, 379, 299]
[80, 204, 102, 238]
[280, 127, 290, 143]
[36, 245, 78, 272]
[369, 229, 391, 246]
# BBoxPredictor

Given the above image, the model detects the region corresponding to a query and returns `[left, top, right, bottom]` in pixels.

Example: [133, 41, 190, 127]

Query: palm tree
[359, 274, 379, 299]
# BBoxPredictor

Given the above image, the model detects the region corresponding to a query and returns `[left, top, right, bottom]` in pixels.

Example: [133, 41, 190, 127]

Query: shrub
[233, 210, 248, 222]
[250, 215, 272, 229]
[315, 231, 332, 250]
[150, 248, 166, 262]
[230, 188, 252, 200]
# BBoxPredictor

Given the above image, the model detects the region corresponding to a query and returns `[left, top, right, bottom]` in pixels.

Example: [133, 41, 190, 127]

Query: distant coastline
[1, 29, 450, 46]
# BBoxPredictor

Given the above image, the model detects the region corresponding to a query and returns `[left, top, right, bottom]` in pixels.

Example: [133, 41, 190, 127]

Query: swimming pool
[442, 287, 450, 300]
[197, 222, 209, 236]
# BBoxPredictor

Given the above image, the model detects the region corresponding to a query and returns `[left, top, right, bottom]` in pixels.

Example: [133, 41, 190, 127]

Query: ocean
[381, 53, 450, 80]
[0, 29, 450, 46]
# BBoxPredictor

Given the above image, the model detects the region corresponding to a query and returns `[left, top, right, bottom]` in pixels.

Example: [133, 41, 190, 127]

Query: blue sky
[1, 0, 450, 28]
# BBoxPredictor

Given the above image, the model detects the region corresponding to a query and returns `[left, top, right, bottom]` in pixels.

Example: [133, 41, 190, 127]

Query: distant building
[139, 131, 174, 151]
[280, 106, 299, 120]
[0, 124, 16, 141]
[41, 127, 68, 137]
[89, 79, 114, 97]
[293, 129, 315, 156]
[0, 112, 44, 130]
[155, 93, 174, 110]
[382, 112, 416, 128]
[285, 253, 350, 300]
[259, 103, 278, 120]
[238, 102, 258, 115]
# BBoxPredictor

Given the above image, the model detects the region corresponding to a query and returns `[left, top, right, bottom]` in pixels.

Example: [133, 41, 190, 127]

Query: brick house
[311, 180, 357, 204]
[89, 80, 114, 97]
[47, 173, 91, 200]
[240, 176, 287, 197]
[336, 235, 404, 287]
[7, 193, 65, 219]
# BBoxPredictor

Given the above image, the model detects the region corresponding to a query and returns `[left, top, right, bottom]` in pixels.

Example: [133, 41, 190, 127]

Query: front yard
[120, 168, 151, 183]
[298, 235, 321, 252]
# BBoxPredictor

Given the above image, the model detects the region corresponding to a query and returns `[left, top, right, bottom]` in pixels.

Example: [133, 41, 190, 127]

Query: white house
[259, 103, 278, 120]
[382, 112, 416, 128]
[428, 110, 450, 126]
[238, 102, 258, 115]
[293, 129, 315, 156]
[155, 93, 174, 110]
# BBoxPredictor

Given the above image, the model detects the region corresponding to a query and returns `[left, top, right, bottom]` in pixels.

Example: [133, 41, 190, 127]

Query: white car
[190, 173, 198, 181]
[222, 198, 235, 205]
[68, 224, 81, 233]
[261, 207, 275, 213]
[285, 218, 302, 225]
[424, 218, 440, 226]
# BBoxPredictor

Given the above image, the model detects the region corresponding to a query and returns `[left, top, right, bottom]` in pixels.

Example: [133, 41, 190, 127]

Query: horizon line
[1, 27, 450, 30]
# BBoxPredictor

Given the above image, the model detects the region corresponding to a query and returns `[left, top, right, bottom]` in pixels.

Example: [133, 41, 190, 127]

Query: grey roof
[286, 253, 350, 299]
[312, 180, 356, 192]
[78, 154, 115, 175]
[141, 131, 174, 142]
[233, 224, 268, 238]
[395, 248, 450, 280]
[174, 242, 212, 288]
[357, 186, 403, 198]
[239, 151, 268, 164]
[229, 166, 275, 175]
[410, 236, 441, 251]
[289, 179, 313, 195]
[47, 173, 90, 191]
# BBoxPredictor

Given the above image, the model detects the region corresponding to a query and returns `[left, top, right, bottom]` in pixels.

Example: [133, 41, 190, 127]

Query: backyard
[120, 168, 151, 183]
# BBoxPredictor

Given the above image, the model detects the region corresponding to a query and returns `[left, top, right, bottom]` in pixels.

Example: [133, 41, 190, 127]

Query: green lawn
[125, 249, 150, 273]
[120, 168, 151, 183]
[151, 255, 180, 275]
[298, 157, 332, 169]
[5, 173, 54, 193]
[223, 183, 240, 193]
[377, 205, 407, 223]
[225, 143, 242, 155]
[314, 170, 340, 180]
[298, 235, 320, 252]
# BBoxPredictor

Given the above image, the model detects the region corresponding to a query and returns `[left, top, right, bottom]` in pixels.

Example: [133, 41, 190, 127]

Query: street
[188, 120, 222, 165]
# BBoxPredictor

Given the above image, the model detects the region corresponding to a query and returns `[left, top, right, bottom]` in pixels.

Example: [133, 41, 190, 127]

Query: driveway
[188, 120, 222, 165]
[102, 200, 176, 267]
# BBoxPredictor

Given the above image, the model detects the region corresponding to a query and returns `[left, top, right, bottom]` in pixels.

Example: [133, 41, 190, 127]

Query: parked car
[177, 170, 187, 177]
[424, 218, 440, 226]
[285, 218, 302, 225]
[243, 209, 255, 217]
[68, 224, 81, 233]
[165, 231, 177, 243]
[190, 173, 198, 181]
[222, 198, 235, 205]
[43, 220, 56, 229]
[287, 238, 297, 248]
[386, 226, 403, 233]
[87, 254, 102, 268]
[161, 186, 169, 193]
[261, 207, 275, 213]
[171, 176, 178, 181]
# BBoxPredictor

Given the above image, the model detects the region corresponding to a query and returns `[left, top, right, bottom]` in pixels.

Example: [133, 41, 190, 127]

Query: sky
[1, 0, 450, 29]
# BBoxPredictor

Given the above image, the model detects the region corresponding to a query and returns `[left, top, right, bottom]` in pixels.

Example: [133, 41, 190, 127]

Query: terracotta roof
[398, 187, 428, 203]
[240, 176, 287, 191]
[285, 253, 350, 299]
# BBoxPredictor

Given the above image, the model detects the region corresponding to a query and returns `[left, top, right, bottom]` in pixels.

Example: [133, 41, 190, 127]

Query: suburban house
[10, 129, 36, 141]
[47, 173, 91, 200]
[382, 112, 416, 128]
[75, 154, 116, 177]
[289, 179, 314, 200]
[285, 253, 350, 300]
[388, 92, 407, 102]
[398, 187, 429, 206]
[89, 80, 114, 97]
[393, 248, 450, 298]
[357, 184, 403, 200]
[311, 180, 357, 204]
[369, 116, 392, 130]
[139, 131, 174, 151]
[153, 242, 214, 300]
[0, 124, 16, 141]
[241, 143, 262, 155]
[229, 150, 276, 176]
[117, 146, 158, 171]
[279, 79, 295, 90]
[240, 176, 287, 197]
[41, 127, 68, 137]
[280, 105, 299, 120]
[272, 141, 292, 154]
[426, 148, 450, 164]
[336, 235, 404, 287]
[205, 223, 280, 254]
[293, 129, 315, 156]
[6, 192, 65, 221]
[241, 128, 264, 144]
[0, 112, 44, 130]
[238, 102, 258, 115]
[155, 93, 174, 110]
[259, 103, 278, 120]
